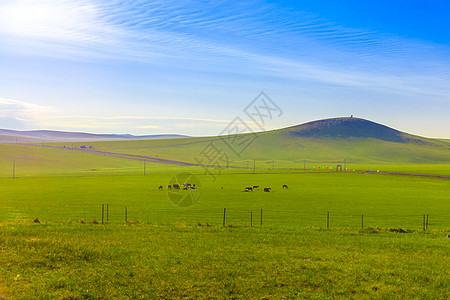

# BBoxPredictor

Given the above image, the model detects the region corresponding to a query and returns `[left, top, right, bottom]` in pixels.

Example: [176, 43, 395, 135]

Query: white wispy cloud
[0, 0, 449, 137]
[1, 0, 448, 97]
[43, 115, 231, 123]
[0, 98, 57, 121]
[0, 97, 234, 132]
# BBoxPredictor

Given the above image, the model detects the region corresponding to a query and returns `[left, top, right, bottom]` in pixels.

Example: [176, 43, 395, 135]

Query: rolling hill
[63, 117, 450, 165]
[0, 117, 449, 177]
[281, 117, 429, 143]
[245, 117, 450, 163]
[0, 128, 189, 142]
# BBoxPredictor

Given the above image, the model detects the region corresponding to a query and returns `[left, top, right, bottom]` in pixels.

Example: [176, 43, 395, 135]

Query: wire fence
[1, 204, 448, 231]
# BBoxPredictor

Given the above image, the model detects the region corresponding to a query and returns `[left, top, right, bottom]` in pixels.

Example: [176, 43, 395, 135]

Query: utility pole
[144, 160, 146, 176]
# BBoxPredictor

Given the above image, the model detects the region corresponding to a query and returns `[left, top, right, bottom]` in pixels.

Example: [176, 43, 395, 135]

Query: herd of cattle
[244, 185, 288, 192]
[159, 183, 196, 190]
[158, 184, 288, 192]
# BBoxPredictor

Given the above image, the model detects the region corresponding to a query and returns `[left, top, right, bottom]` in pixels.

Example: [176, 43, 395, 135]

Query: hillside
[280, 117, 428, 143]
[0, 117, 449, 177]
[247, 117, 450, 163]
[71, 117, 450, 165]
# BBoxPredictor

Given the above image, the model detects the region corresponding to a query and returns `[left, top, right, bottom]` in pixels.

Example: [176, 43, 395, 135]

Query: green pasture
[0, 137, 449, 299]
[1, 141, 450, 178]
[1, 171, 448, 229]
[0, 223, 448, 299]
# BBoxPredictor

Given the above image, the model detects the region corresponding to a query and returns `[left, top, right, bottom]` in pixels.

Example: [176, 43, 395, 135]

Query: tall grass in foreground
[0, 223, 448, 299]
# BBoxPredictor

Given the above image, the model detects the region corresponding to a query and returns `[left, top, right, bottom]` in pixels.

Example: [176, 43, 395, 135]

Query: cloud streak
[1, 0, 449, 98]
[0, 98, 57, 121]
[0, 1, 449, 136]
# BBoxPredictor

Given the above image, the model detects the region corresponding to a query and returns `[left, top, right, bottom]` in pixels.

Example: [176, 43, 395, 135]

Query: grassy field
[0, 131, 449, 298]
[0, 172, 449, 228]
[0, 169, 449, 298]
[0, 223, 448, 299]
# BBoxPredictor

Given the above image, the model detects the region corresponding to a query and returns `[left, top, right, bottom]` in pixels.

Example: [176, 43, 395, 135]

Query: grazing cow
[173, 184, 180, 189]
[245, 187, 253, 192]
[158, 185, 163, 190]
[253, 185, 259, 190]
[283, 185, 288, 189]
[168, 185, 172, 189]
[264, 188, 271, 192]
[191, 184, 196, 189]
[183, 187, 188, 190]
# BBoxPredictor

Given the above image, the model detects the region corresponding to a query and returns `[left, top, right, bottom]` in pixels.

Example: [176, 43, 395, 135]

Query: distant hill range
[0, 128, 189, 143]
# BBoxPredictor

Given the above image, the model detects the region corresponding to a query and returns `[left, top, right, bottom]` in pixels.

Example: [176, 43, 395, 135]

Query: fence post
[423, 214, 426, 231]
[223, 208, 226, 227]
[327, 212, 329, 229]
[125, 207, 128, 223]
[251, 211, 253, 227]
[102, 204, 104, 224]
[426, 214, 429, 230]
[260, 209, 263, 226]
[361, 214, 364, 228]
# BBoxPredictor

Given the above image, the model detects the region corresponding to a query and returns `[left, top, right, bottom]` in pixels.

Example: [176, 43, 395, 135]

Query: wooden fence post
[327, 212, 330, 229]
[223, 208, 226, 227]
[423, 214, 426, 231]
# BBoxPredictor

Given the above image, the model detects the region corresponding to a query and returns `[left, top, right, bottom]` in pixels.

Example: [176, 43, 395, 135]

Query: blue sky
[0, 0, 449, 138]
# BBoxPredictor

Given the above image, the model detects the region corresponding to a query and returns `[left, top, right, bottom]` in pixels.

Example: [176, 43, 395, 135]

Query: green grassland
[0, 170, 449, 298]
[0, 119, 449, 298]
[1, 171, 449, 228]
[58, 132, 450, 165]
[2, 117, 449, 178]
[0, 223, 448, 299]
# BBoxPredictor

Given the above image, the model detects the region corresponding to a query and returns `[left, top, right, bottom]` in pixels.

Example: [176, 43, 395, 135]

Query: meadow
[0, 136, 449, 298]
